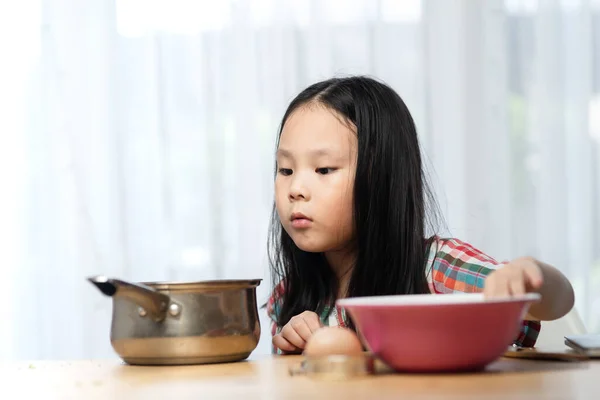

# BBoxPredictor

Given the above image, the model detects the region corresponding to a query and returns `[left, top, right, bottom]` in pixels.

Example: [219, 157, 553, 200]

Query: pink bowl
[337, 293, 541, 372]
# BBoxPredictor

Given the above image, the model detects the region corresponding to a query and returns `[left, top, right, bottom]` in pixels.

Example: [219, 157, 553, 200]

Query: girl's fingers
[272, 334, 300, 353]
[302, 311, 323, 333]
[523, 264, 544, 289]
[485, 261, 543, 299]
[509, 272, 526, 296]
[291, 317, 314, 342]
[280, 323, 306, 349]
[484, 274, 502, 298]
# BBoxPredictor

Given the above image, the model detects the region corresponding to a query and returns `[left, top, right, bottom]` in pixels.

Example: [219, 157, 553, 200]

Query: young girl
[266, 76, 575, 355]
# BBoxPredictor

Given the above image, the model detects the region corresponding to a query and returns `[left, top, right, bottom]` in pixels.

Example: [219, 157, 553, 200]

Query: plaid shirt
[266, 237, 541, 354]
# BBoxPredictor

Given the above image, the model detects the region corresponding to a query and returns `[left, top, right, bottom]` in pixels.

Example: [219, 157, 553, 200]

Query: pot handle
[87, 275, 171, 322]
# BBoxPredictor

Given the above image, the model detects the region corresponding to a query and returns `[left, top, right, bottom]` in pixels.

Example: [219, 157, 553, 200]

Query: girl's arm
[427, 237, 541, 347]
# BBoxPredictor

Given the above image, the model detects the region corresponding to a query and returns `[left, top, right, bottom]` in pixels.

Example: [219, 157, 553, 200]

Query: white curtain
[1, 0, 599, 360]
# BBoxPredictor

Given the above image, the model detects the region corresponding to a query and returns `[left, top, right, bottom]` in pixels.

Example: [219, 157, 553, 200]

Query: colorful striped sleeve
[426, 237, 541, 347]
[266, 281, 285, 355]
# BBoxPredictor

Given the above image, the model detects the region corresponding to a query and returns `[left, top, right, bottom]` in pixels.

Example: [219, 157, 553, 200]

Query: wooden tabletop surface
[1, 354, 598, 399]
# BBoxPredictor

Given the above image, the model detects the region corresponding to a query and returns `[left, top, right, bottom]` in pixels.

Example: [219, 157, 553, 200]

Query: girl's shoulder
[425, 236, 507, 294]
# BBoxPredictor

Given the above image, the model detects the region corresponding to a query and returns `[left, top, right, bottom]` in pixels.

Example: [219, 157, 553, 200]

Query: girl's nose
[289, 178, 310, 201]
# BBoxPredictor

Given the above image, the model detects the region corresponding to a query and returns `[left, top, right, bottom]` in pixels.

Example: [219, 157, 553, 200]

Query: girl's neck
[325, 246, 356, 299]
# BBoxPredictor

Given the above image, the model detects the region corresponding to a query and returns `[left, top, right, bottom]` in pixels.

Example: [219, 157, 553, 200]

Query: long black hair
[267, 76, 441, 328]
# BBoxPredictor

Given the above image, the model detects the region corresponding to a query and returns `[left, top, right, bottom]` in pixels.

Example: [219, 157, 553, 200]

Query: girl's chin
[291, 237, 332, 253]
[295, 242, 328, 253]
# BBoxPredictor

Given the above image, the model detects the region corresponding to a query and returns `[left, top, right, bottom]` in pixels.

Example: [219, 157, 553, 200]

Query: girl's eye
[316, 167, 336, 175]
[278, 168, 293, 176]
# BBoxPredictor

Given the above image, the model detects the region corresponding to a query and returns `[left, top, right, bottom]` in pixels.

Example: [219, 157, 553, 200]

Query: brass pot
[88, 275, 262, 365]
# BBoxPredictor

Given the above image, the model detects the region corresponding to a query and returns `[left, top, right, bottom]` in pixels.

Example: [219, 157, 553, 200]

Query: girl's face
[275, 104, 357, 253]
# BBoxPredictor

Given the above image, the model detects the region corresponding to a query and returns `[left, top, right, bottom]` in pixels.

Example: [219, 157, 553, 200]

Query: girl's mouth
[291, 212, 312, 228]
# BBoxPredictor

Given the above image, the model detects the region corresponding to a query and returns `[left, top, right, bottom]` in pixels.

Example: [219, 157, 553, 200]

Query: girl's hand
[272, 311, 323, 354]
[484, 256, 544, 298]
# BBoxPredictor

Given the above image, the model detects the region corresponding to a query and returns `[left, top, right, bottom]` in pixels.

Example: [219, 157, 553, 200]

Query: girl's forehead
[279, 106, 356, 153]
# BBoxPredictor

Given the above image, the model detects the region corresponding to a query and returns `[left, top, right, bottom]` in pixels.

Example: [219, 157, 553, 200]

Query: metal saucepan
[88, 275, 262, 366]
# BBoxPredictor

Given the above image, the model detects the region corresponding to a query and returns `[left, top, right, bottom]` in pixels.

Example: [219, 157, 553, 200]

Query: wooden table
[1, 354, 598, 399]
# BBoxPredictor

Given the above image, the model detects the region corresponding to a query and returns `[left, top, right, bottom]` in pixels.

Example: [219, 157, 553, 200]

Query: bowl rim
[336, 292, 541, 307]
